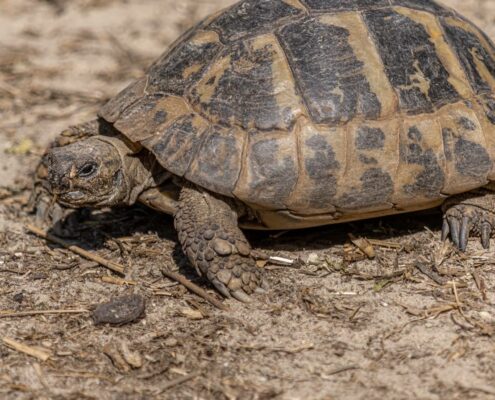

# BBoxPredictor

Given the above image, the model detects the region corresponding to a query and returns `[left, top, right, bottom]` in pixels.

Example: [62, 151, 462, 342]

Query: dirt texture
[1, 0, 495, 399]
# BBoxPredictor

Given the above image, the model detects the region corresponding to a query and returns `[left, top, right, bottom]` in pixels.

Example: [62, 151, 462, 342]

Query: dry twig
[153, 371, 201, 395]
[26, 224, 125, 275]
[414, 260, 447, 285]
[161, 269, 228, 311]
[0, 309, 89, 319]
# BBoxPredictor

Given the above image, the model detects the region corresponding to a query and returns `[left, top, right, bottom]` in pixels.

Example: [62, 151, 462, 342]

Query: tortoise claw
[448, 217, 461, 248]
[231, 290, 252, 303]
[441, 218, 450, 242]
[211, 278, 232, 299]
[481, 222, 492, 250]
[459, 215, 470, 252]
[443, 202, 495, 251]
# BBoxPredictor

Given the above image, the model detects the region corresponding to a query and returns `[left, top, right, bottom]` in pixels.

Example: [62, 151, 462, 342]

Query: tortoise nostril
[59, 177, 71, 191]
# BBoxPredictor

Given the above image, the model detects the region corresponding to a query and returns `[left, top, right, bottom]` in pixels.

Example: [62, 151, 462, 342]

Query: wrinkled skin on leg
[442, 188, 495, 251]
[174, 184, 267, 302]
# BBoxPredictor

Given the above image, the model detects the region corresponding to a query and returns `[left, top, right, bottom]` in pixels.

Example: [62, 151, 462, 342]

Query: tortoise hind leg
[174, 184, 266, 302]
[442, 189, 495, 251]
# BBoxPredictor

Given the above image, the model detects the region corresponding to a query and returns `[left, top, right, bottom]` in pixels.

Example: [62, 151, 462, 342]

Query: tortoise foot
[442, 200, 495, 251]
[175, 184, 268, 302]
[205, 252, 268, 303]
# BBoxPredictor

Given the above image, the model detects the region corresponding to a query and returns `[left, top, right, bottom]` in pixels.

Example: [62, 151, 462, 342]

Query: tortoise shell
[99, 0, 495, 229]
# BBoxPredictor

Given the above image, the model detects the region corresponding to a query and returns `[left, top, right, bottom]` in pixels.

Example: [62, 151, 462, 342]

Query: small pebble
[31, 272, 48, 280]
[13, 293, 24, 303]
[305, 253, 320, 265]
[92, 294, 146, 326]
[164, 337, 178, 347]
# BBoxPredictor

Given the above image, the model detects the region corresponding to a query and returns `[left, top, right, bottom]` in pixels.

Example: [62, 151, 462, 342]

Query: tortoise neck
[125, 151, 171, 206]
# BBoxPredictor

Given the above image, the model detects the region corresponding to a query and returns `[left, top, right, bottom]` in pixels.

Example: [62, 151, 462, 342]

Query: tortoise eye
[78, 162, 98, 178]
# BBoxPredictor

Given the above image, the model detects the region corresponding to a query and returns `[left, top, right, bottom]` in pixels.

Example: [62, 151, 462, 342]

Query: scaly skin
[29, 120, 102, 227]
[442, 188, 495, 251]
[174, 184, 267, 302]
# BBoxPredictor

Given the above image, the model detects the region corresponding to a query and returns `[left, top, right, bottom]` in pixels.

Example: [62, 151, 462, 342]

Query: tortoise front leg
[442, 188, 495, 251]
[174, 185, 266, 302]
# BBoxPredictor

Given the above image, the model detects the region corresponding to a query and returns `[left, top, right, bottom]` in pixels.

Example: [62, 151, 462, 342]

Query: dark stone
[278, 17, 381, 124]
[364, 9, 460, 114]
[31, 272, 48, 280]
[13, 293, 24, 304]
[92, 295, 146, 326]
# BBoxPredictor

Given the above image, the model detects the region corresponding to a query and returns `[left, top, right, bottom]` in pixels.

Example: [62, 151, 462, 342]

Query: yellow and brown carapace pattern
[99, 0, 495, 229]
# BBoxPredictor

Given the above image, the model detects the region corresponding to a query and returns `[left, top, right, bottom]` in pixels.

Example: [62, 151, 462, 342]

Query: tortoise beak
[44, 148, 75, 194]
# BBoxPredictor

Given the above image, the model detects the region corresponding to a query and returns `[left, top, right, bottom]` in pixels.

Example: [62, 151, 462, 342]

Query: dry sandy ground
[1, 0, 495, 399]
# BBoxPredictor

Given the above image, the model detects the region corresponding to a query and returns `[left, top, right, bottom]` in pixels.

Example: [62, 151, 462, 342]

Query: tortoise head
[45, 137, 129, 208]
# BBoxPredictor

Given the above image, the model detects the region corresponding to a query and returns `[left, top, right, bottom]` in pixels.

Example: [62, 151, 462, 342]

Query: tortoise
[41, 0, 495, 301]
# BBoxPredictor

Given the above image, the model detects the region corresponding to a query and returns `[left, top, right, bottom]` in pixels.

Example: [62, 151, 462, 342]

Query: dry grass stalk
[101, 276, 137, 286]
[2, 337, 51, 361]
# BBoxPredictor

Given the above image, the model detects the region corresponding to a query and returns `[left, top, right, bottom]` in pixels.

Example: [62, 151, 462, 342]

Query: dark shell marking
[208, 0, 303, 43]
[454, 139, 492, 178]
[401, 126, 445, 199]
[278, 17, 381, 124]
[302, 0, 389, 12]
[147, 31, 223, 96]
[391, 0, 452, 15]
[355, 127, 385, 150]
[336, 168, 394, 210]
[234, 134, 298, 209]
[190, 36, 303, 131]
[186, 126, 244, 196]
[442, 19, 495, 95]
[364, 9, 460, 114]
[144, 114, 209, 177]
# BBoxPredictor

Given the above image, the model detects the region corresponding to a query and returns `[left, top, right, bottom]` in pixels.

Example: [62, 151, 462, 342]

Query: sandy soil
[1, 1, 495, 399]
